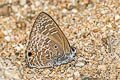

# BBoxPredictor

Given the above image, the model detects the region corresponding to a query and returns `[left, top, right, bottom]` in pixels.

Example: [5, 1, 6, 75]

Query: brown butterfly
[25, 12, 76, 68]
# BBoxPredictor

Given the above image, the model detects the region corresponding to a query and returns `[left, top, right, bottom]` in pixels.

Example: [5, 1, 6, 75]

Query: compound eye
[71, 47, 76, 53]
[28, 51, 34, 57]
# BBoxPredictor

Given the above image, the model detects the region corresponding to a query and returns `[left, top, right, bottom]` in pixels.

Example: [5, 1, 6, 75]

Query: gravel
[0, 0, 120, 80]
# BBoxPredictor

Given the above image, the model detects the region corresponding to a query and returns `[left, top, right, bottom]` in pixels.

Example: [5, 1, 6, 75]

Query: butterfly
[25, 12, 76, 68]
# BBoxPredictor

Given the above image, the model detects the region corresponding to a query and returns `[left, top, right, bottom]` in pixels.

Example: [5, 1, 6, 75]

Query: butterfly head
[69, 46, 76, 60]
[70, 46, 76, 54]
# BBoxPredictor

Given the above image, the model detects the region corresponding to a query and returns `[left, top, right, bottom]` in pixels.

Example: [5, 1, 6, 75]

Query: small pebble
[8, 0, 12, 3]
[20, 0, 26, 6]
[44, 6, 48, 10]
[115, 14, 120, 21]
[74, 71, 80, 77]
[19, 44, 24, 49]
[16, 12, 23, 19]
[71, 9, 78, 13]
[13, 44, 23, 51]
[62, 8, 68, 13]
[107, 23, 112, 28]
[69, 0, 76, 5]
[77, 57, 85, 61]
[75, 62, 85, 67]
[116, 63, 120, 68]
[118, 25, 120, 28]
[4, 70, 20, 79]
[98, 65, 107, 71]
[3, 30, 12, 35]
[68, 77, 73, 80]
[31, 4, 35, 10]
[5, 36, 10, 41]
[0, 32, 5, 38]
[35, 1, 41, 7]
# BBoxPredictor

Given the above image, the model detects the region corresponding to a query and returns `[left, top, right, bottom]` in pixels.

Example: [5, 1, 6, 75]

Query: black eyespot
[54, 45, 58, 49]
[28, 52, 32, 56]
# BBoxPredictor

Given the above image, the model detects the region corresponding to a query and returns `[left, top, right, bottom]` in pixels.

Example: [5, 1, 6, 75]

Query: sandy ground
[0, 0, 120, 80]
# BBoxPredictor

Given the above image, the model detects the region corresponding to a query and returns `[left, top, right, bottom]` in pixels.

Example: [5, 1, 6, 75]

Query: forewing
[30, 12, 71, 53]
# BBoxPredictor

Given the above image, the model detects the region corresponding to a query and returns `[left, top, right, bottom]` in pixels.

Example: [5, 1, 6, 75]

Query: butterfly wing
[26, 34, 65, 68]
[26, 12, 75, 68]
[32, 12, 71, 53]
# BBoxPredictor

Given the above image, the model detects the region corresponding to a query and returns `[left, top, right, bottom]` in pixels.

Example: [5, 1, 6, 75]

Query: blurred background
[0, 0, 120, 80]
